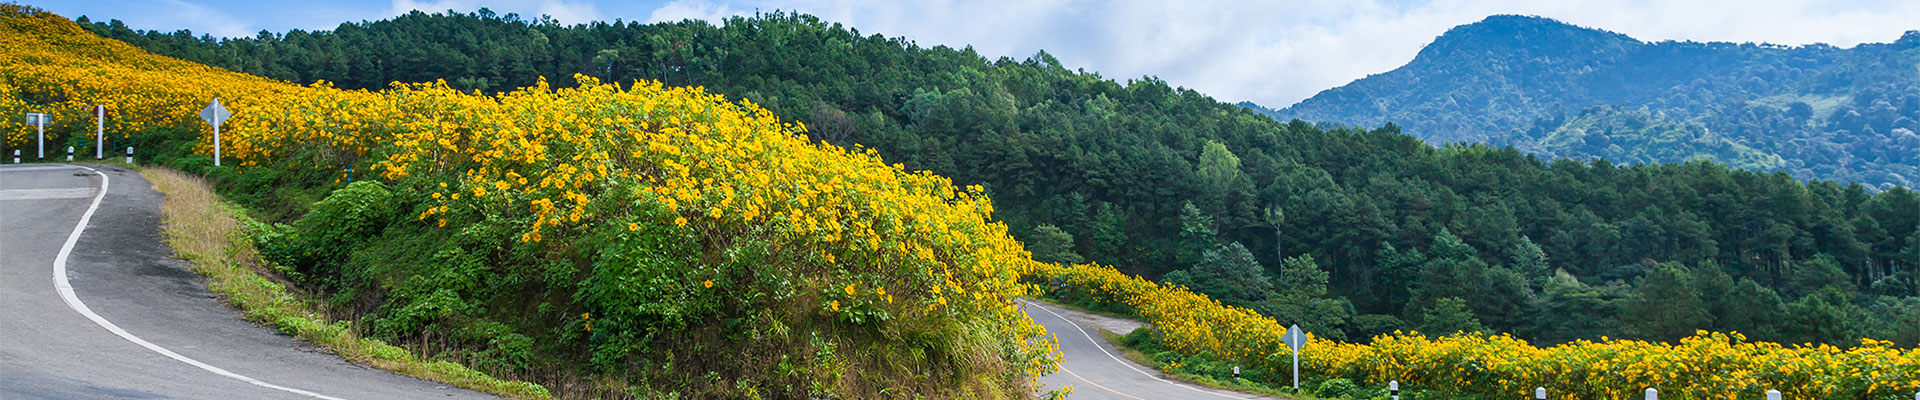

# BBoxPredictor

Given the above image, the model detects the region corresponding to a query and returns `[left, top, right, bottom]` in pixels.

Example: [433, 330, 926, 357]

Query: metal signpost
[25, 112, 48, 159]
[199, 98, 229, 166]
[94, 105, 104, 159]
[1282, 324, 1307, 391]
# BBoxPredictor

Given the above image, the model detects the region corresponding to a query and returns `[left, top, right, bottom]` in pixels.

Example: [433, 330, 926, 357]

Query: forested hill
[80, 10, 1920, 347]
[1259, 15, 1920, 190]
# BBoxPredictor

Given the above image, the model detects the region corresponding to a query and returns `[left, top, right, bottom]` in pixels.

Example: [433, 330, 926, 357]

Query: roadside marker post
[1535, 387, 1546, 399]
[1767, 389, 1780, 400]
[26, 112, 48, 159]
[125, 147, 133, 164]
[199, 98, 229, 167]
[66, 146, 73, 161]
[1389, 380, 1399, 400]
[94, 105, 103, 159]
[1646, 388, 1658, 400]
[12, 149, 18, 164]
[1232, 365, 1239, 380]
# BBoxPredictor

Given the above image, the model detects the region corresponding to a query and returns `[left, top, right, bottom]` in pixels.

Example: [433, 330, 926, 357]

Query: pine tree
[1619, 263, 1711, 343]
[1417, 297, 1486, 336]
[1027, 224, 1083, 265]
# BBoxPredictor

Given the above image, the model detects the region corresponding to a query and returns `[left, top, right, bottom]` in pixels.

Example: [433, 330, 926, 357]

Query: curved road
[1026, 300, 1279, 400]
[0, 164, 494, 400]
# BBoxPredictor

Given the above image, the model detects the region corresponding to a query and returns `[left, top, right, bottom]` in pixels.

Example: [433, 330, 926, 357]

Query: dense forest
[1257, 15, 1920, 191]
[79, 10, 1920, 347]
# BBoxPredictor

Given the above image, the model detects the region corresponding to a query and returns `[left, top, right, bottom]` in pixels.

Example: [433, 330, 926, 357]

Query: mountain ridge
[1257, 15, 1920, 189]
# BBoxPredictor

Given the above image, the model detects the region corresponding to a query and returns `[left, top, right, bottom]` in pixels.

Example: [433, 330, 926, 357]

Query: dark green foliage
[1163, 242, 1271, 308]
[1527, 270, 1619, 344]
[266, 181, 395, 290]
[1314, 378, 1366, 399]
[1027, 224, 1084, 265]
[1619, 264, 1712, 342]
[1717, 277, 1787, 340]
[1782, 287, 1868, 345]
[1260, 15, 1920, 190]
[1415, 297, 1485, 337]
[1257, 255, 1353, 341]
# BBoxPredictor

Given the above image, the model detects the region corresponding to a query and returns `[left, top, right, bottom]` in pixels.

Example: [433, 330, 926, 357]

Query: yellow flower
[674, 217, 688, 227]
[830, 300, 840, 312]
[703, 279, 713, 288]
[844, 282, 856, 296]
[628, 222, 638, 231]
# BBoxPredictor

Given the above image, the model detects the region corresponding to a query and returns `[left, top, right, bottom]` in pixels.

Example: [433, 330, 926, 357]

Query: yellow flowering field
[1030, 261, 1920, 399]
[2, 4, 1056, 397]
[0, 6, 296, 149]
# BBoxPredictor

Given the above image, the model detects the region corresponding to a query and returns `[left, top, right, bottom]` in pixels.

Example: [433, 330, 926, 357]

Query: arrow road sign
[199, 97, 229, 127]
[1283, 324, 1308, 351]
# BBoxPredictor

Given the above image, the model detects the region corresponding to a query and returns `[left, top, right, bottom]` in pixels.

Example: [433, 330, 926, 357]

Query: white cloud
[75, 0, 1917, 108]
[389, 0, 603, 24]
[149, 0, 256, 38]
[647, 0, 747, 23]
[651, 0, 1920, 108]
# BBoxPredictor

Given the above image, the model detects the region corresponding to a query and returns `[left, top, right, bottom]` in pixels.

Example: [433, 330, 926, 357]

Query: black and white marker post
[1767, 389, 1781, 400]
[1388, 380, 1398, 400]
[125, 146, 133, 164]
[1535, 387, 1545, 400]
[65, 146, 73, 161]
[1646, 388, 1658, 400]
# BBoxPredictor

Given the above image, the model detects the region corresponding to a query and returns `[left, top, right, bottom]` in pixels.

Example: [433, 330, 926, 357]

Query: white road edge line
[1024, 300, 1255, 400]
[51, 164, 348, 400]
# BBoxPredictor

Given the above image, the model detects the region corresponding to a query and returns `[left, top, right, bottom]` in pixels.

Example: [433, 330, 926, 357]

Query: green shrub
[1315, 378, 1362, 399]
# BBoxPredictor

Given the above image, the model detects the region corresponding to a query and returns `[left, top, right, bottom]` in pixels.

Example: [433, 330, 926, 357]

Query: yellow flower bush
[1030, 262, 1920, 399]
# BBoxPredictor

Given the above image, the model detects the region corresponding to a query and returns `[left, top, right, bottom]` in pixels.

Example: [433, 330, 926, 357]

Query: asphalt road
[1026, 300, 1276, 400]
[0, 164, 495, 400]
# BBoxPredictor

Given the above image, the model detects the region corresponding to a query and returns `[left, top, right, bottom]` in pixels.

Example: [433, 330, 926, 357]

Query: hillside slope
[1262, 15, 1920, 190]
[2, 6, 1057, 398]
[68, 8, 1920, 349]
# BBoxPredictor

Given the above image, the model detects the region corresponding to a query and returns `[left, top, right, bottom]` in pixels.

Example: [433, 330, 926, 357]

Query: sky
[38, 0, 1920, 108]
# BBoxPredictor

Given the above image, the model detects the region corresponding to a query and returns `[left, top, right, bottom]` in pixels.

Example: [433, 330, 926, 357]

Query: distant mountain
[1255, 15, 1920, 189]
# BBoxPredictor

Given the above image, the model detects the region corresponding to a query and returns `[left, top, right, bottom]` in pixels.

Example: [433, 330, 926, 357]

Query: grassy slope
[145, 165, 552, 398]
